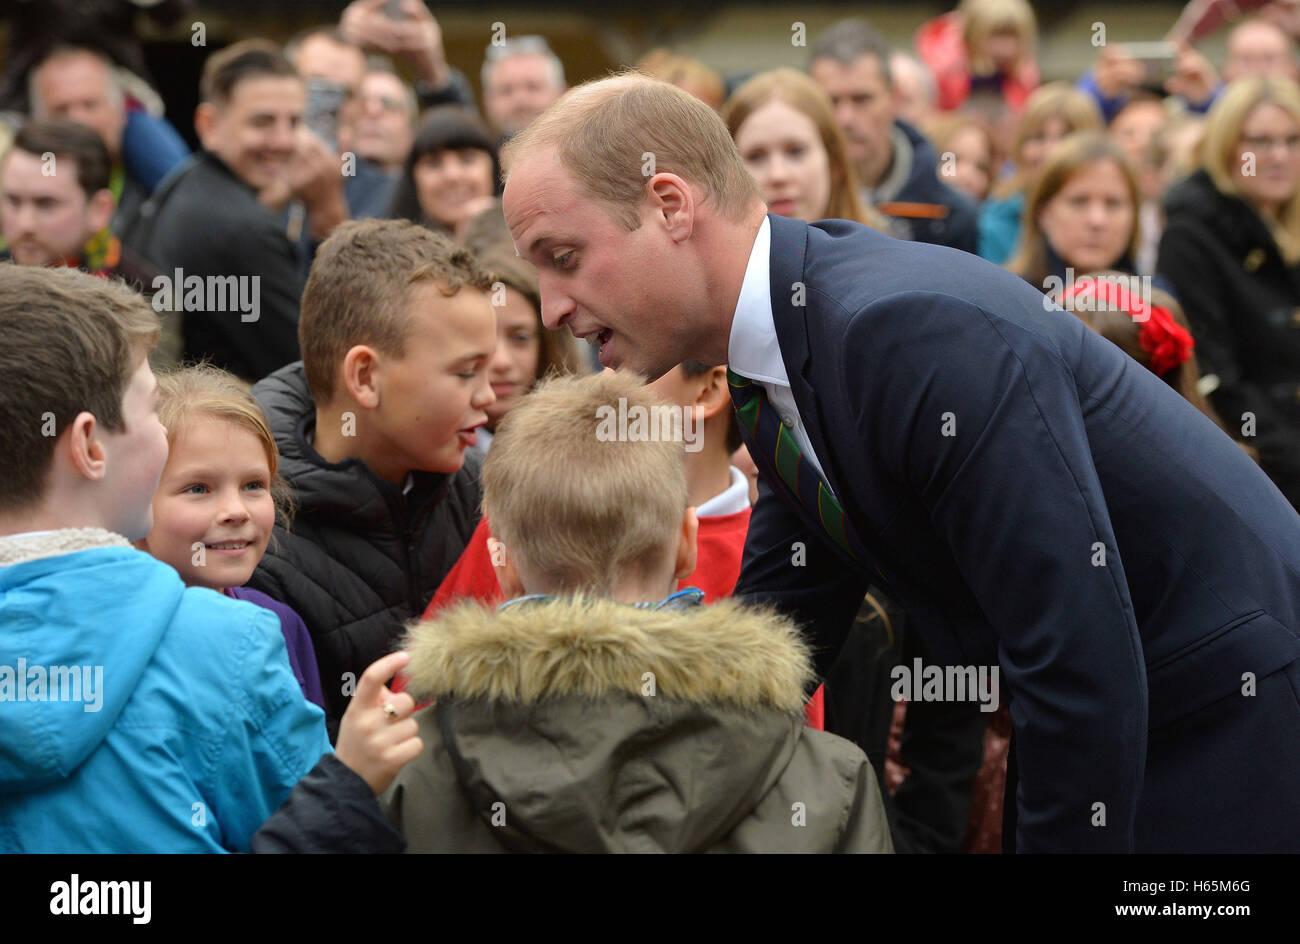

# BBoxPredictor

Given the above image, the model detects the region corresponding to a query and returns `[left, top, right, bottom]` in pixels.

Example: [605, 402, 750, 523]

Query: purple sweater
[228, 585, 326, 709]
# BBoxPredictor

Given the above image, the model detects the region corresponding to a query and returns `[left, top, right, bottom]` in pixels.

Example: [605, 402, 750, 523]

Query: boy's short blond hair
[482, 371, 687, 594]
[299, 218, 495, 404]
[501, 71, 762, 230]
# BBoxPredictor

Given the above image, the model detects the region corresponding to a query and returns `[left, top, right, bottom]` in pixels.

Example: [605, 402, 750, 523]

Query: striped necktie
[727, 368, 861, 562]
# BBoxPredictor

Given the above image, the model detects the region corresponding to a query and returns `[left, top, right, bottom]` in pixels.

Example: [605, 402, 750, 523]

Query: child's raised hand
[334, 651, 424, 796]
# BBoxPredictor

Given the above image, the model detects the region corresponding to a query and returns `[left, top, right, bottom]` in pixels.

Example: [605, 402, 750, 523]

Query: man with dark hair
[125, 40, 338, 382]
[0, 120, 175, 363]
[3, 121, 113, 269]
[809, 19, 978, 254]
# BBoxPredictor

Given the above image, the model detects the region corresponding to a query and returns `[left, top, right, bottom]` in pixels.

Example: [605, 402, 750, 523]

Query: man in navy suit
[501, 74, 1300, 852]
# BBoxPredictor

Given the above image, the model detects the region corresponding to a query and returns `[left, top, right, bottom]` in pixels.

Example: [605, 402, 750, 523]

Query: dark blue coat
[736, 213, 1300, 852]
[877, 120, 979, 255]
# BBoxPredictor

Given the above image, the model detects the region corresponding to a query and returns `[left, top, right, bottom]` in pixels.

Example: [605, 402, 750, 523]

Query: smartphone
[383, 0, 409, 19]
[1125, 40, 1178, 83]
[304, 78, 347, 152]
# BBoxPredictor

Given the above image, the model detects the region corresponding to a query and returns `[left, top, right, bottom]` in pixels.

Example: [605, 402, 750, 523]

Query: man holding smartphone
[340, 0, 478, 111]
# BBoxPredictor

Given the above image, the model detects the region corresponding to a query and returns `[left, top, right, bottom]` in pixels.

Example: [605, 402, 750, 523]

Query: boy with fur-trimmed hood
[382, 371, 892, 853]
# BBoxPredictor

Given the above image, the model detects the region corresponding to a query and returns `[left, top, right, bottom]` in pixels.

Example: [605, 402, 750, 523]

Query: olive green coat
[381, 596, 893, 853]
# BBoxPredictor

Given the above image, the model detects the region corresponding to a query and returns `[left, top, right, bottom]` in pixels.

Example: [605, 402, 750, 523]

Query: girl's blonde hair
[994, 82, 1103, 198]
[722, 68, 888, 229]
[1196, 76, 1300, 263]
[1007, 131, 1141, 289]
[960, 0, 1038, 74]
[155, 363, 294, 527]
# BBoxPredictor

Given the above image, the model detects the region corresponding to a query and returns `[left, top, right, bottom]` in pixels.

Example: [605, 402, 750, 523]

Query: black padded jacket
[247, 362, 482, 738]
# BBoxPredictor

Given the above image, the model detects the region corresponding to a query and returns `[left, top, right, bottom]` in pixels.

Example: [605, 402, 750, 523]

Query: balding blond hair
[482, 370, 687, 595]
[501, 71, 762, 229]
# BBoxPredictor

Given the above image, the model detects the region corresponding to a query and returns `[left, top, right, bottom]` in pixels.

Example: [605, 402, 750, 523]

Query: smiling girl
[138, 364, 324, 707]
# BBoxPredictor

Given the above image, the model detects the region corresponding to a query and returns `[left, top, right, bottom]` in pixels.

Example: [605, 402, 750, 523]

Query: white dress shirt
[726, 216, 832, 489]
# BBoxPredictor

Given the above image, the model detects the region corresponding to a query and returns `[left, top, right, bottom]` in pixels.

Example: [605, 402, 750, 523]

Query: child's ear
[341, 345, 381, 409]
[488, 530, 525, 599]
[673, 507, 699, 583]
[696, 366, 732, 421]
[65, 411, 107, 482]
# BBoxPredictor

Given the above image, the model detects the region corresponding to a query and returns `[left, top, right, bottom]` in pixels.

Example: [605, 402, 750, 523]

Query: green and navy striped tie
[727, 368, 859, 561]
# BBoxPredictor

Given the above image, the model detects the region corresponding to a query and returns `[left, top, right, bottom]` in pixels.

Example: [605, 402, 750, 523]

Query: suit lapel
[765, 214, 847, 503]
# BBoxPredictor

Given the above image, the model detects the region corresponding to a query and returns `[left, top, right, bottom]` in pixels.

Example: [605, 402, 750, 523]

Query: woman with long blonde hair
[1157, 76, 1300, 509]
[722, 68, 887, 229]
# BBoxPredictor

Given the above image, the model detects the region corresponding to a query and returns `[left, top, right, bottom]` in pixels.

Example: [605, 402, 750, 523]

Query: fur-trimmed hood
[386, 597, 883, 853]
[403, 596, 815, 715]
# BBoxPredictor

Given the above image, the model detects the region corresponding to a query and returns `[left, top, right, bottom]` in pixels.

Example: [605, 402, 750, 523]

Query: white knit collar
[0, 528, 132, 567]
[695, 466, 751, 518]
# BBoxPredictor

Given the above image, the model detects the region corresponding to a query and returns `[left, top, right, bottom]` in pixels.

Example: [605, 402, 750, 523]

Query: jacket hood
[0, 531, 180, 791]
[404, 596, 818, 852]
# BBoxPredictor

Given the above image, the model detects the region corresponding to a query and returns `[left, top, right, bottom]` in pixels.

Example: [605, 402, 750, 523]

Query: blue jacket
[0, 541, 331, 852]
[977, 190, 1023, 264]
[735, 214, 1300, 852]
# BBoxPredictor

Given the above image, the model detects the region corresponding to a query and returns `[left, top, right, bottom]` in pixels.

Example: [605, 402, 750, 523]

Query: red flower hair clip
[1060, 276, 1194, 377]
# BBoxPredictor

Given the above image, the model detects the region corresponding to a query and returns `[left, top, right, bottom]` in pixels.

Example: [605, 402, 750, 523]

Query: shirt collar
[499, 588, 705, 612]
[695, 465, 752, 518]
[727, 216, 789, 388]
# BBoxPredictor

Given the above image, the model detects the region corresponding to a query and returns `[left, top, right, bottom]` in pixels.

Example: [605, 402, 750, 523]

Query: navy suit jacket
[735, 214, 1300, 852]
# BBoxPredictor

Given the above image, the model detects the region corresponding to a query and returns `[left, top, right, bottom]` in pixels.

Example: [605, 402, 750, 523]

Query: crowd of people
[2, 0, 1300, 854]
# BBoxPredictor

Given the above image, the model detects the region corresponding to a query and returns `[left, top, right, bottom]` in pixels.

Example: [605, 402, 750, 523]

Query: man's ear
[65, 411, 107, 482]
[646, 172, 695, 243]
[673, 506, 700, 583]
[488, 531, 526, 599]
[341, 345, 381, 409]
[193, 102, 217, 150]
[86, 188, 115, 236]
